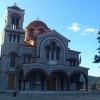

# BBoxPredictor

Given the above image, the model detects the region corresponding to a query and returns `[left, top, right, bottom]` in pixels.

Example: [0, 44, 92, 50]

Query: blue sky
[0, 0, 100, 77]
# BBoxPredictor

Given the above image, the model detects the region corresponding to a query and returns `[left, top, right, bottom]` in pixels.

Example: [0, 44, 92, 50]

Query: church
[0, 4, 89, 92]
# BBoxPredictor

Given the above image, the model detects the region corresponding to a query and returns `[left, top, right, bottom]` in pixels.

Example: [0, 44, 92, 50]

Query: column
[77, 82, 80, 91]
[86, 82, 88, 91]
[47, 81, 49, 91]
[18, 80, 21, 90]
[14, 18, 16, 29]
[23, 80, 26, 91]
[68, 81, 70, 91]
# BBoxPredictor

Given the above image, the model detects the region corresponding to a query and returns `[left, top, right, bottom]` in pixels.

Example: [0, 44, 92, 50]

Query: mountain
[80, 75, 99, 90]
[88, 77, 100, 90]
[80, 75, 98, 83]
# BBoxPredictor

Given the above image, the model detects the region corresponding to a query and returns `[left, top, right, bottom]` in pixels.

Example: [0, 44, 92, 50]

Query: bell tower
[0, 4, 25, 92]
[4, 3, 25, 30]
[1, 4, 25, 56]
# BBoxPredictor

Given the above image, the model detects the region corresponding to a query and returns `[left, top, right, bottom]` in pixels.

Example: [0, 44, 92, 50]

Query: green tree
[93, 30, 100, 63]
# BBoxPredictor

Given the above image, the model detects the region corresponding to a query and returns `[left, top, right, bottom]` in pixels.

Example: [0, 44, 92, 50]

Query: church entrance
[49, 76, 56, 90]
[49, 70, 69, 91]
[25, 70, 48, 91]
[7, 74, 15, 90]
[69, 71, 88, 91]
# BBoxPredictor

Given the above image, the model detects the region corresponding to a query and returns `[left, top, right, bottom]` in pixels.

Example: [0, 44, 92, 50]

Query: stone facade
[0, 5, 89, 92]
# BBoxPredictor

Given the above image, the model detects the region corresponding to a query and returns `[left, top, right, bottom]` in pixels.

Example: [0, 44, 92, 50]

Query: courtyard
[0, 91, 100, 100]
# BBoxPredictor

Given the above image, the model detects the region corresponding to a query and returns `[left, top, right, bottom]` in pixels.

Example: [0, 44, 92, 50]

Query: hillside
[80, 75, 98, 83]
[88, 77, 100, 90]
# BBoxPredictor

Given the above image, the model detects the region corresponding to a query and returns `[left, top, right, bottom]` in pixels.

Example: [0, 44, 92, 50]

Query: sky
[0, 0, 100, 77]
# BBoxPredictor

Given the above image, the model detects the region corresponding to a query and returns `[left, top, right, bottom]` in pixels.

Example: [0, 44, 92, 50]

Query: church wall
[34, 33, 69, 66]
[0, 56, 8, 92]
[69, 52, 79, 61]
[0, 55, 18, 92]
[70, 83, 77, 91]
[19, 46, 36, 63]
[1, 31, 25, 56]
[63, 77, 68, 91]
[68, 52, 79, 66]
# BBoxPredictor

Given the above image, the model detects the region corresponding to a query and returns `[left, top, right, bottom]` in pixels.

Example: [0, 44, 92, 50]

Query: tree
[79, 55, 81, 65]
[93, 30, 100, 63]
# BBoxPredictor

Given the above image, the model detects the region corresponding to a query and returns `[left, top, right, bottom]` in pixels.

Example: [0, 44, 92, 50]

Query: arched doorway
[49, 70, 69, 91]
[24, 68, 49, 91]
[69, 71, 88, 91]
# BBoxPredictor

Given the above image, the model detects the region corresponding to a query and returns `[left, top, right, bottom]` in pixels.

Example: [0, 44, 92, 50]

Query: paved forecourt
[0, 91, 100, 100]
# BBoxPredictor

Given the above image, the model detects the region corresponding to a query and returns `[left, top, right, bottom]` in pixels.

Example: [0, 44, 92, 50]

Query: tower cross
[14, 2, 17, 6]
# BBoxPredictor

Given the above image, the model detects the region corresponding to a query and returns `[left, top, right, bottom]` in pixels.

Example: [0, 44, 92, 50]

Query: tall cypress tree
[93, 30, 100, 63]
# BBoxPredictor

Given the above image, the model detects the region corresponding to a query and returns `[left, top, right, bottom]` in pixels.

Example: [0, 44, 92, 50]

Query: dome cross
[36, 17, 39, 20]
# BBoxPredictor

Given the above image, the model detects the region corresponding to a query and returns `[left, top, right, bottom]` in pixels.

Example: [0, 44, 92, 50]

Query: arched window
[27, 56, 30, 63]
[13, 35, 16, 42]
[10, 53, 16, 67]
[27, 54, 32, 63]
[9, 34, 20, 43]
[16, 18, 19, 29]
[51, 43, 55, 60]
[17, 35, 20, 42]
[45, 46, 50, 59]
[70, 58, 73, 67]
[28, 28, 35, 38]
[9, 34, 12, 42]
[10, 13, 21, 29]
[23, 55, 27, 63]
[69, 58, 76, 67]
[56, 47, 61, 60]
[29, 33, 33, 38]
[38, 28, 45, 34]
[45, 41, 61, 60]
[73, 58, 77, 66]
[11, 17, 19, 29]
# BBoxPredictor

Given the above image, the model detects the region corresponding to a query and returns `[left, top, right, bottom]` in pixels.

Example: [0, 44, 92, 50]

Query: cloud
[80, 33, 86, 36]
[68, 22, 99, 36]
[83, 28, 98, 33]
[68, 23, 80, 32]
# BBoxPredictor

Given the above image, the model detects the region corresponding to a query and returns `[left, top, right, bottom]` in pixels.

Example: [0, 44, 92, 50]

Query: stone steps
[17, 90, 100, 95]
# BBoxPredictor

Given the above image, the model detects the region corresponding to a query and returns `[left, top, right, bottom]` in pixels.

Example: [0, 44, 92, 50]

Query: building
[0, 4, 89, 92]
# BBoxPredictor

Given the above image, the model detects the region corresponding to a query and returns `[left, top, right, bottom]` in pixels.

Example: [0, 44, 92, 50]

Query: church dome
[27, 20, 48, 29]
[25, 20, 50, 41]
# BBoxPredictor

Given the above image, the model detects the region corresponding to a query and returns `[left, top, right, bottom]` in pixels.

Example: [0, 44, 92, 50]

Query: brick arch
[49, 69, 69, 82]
[50, 41, 57, 49]
[56, 46, 61, 51]
[10, 13, 21, 19]
[69, 71, 88, 83]
[38, 28, 45, 34]
[37, 26, 47, 31]
[45, 45, 50, 50]
[27, 26, 37, 31]
[24, 68, 49, 80]
[9, 51, 18, 57]
[28, 27, 35, 38]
